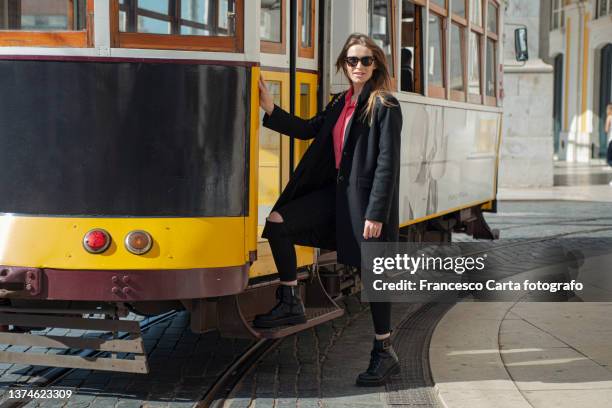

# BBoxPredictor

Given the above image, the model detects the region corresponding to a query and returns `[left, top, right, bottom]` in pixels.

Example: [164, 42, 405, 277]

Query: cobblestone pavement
[0, 312, 253, 407]
[227, 296, 419, 408]
[0, 200, 609, 408]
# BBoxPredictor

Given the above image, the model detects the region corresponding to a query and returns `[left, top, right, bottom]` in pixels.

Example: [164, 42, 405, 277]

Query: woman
[256, 33, 403, 387]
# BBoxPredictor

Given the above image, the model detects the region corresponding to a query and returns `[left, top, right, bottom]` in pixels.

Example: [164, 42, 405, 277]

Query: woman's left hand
[363, 220, 383, 239]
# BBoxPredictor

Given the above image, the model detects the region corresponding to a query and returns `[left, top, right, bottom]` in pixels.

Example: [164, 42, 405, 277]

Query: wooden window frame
[449, 22, 467, 102]
[451, 0, 467, 22]
[261, 0, 286, 54]
[399, 0, 424, 94]
[465, 0, 484, 104]
[484, 0, 498, 106]
[486, 0, 498, 35]
[111, 0, 244, 52]
[368, 0, 398, 90]
[449, 1, 469, 102]
[0, 0, 94, 47]
[429, 0, 447, 17]
[298, 0, 315, 58]
[427, 8, 446, 99]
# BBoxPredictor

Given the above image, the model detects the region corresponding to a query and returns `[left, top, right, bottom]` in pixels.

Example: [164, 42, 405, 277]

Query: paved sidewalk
[498, 161, 612, 203]
[430, 302, 612, 408]
[498, 185, 612, 203]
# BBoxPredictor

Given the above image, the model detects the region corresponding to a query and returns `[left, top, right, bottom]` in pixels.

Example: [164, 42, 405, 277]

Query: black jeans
[264, 183, 392, 335]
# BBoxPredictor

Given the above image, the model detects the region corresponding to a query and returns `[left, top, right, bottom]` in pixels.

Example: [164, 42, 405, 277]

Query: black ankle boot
[252, 285, 307, 328]
[356, 337, 400, 386]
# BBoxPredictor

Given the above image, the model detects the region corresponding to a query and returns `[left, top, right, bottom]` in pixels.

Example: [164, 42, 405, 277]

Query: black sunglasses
[344, 56, 375, 67]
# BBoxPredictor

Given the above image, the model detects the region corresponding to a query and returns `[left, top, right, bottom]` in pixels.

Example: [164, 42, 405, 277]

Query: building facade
[500, 0, 554, 187]
[541, 0, 612, 162]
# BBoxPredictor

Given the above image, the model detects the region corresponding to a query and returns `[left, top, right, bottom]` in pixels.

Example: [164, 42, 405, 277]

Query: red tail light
[83, 229, 111, 254]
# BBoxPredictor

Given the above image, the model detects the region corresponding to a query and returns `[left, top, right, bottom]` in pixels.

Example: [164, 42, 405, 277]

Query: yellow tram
[0, 0, 503, 372]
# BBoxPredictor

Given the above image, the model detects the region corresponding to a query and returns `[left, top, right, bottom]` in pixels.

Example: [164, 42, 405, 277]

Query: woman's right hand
[259, 76, 275, 116]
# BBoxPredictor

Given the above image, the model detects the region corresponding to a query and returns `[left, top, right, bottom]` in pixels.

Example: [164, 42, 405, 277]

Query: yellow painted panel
[250, 70, 317, 279]
[294, 72, 319, 164]
[0, 215, 245, 270]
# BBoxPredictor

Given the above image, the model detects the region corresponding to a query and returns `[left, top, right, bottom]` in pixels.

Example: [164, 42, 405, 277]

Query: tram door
[252, 72, 288, 278]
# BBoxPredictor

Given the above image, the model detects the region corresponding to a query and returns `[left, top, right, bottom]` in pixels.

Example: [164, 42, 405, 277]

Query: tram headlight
[124, 230, 153, 255]
[83, 229, 112, 254]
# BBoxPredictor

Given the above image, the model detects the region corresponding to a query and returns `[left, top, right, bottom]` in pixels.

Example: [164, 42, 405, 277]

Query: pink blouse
[333, 87, 357, 169]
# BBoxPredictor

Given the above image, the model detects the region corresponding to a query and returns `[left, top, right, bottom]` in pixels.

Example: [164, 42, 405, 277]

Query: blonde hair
[335, 33, 398, 125]
[607, 104, 612, 115]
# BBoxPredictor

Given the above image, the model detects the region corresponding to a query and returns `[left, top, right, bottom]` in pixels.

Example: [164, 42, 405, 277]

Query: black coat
[261, 80, 403, 267]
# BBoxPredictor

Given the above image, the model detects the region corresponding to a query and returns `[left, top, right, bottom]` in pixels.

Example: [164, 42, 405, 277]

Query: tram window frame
[466, 0, 485, 104]
[298, 0, 315, 59]
[110, 0, 244, 53]
[0, 0, 94, 47]
[426, 8, 446, 98]
[368, 0, 398, 90]
[449, 0, 468, 101]
[483, 0, 498, 106]
[261, 0, 285, 54]
[400, 0, 423, 94]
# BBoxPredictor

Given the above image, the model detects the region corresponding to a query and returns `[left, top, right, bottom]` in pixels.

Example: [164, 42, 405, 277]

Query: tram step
[0, 312, 148, 374]
[252, 306, 344, 339]
[217, 272, 345, 339]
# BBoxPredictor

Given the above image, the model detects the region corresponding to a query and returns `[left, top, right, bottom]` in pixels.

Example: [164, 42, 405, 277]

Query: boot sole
[252, 315, 307, 329]
[355, 364, 401, 387]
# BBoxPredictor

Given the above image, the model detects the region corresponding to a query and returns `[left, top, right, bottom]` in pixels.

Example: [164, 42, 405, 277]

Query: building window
[598, 0, 611, 18]
[0, 0, 92, 47]
[113, 0, 244, 52]
[261, 0, 285, 54]
[369, 0, 397, 85]
[298, 0, 314, 58]
[551, 0, 565, 30]
[400, 0, 423, 93]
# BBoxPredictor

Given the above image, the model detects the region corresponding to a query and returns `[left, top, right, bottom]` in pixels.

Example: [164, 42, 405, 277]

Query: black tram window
[400, 0, 423, 94]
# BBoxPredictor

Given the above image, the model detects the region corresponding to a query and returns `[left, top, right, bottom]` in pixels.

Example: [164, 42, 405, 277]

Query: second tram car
[0, 0, 503, 372]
